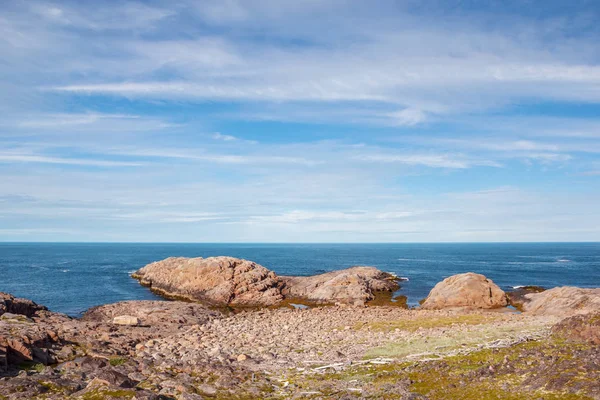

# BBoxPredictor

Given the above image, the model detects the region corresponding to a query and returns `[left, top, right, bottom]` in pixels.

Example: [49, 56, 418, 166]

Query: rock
[506, 286, 546, 311]
[133, 257, 400, 307]
[197, 383, 218, 395]
[132, 256, 284, 307]
[237, 354, 248, 362]
[0, 312, 32, 322]
[112, 315, 140, 326]
[420, 273, 508, 310]
[281, 267, 400, 305]
[0, 292, 47, 317]
[521, 287, 600, 316]
[83, 300, 219, 327]
[552, 313, 600, 344]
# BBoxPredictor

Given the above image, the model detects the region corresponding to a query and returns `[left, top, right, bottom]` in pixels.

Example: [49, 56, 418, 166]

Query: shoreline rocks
[132, 256, 401, 307]
[520, 286, 600, 316]
[506, 285, 546, 311]
[132, 256, 284, 307]
[281, 266, 400, 306]
[420, 272, 508, 310]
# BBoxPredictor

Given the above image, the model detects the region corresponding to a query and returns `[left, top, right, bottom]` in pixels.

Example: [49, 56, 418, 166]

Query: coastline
[1, 255, 599, 399]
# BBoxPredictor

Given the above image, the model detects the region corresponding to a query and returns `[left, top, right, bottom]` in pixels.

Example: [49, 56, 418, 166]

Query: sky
[1, 0, 600, 242]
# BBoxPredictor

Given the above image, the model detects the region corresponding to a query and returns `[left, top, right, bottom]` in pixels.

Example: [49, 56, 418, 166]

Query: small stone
[197, 384, 217, 395]
[237, 354, 248, 362]
[112, 315, 140, 326]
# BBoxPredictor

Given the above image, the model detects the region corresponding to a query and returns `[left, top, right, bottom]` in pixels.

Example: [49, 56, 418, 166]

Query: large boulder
[521, 287, 600, 316]
[420, 272, 507, 310]
[132, 256, 284, 307]
[281, 266, 400, 306]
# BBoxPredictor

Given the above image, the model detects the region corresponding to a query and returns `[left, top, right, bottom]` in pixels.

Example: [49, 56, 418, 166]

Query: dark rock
[506, 286, 545, 311]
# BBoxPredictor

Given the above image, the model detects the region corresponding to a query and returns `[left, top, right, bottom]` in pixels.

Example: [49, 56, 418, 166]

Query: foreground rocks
[133, 256, 400, 307]
[2, 286, 599, 399]
[552, 312, 600, 345]
[420, 272, 508, 310]
[1, 293, 68, 372]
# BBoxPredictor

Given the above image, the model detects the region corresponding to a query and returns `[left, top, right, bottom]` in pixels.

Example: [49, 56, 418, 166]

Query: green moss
[38, 380, 66, 393]
[18, 361, 45, 372]
[274, 338, 597, 400]
[78, 388, 137, 400]
[109, 357, 127, 367]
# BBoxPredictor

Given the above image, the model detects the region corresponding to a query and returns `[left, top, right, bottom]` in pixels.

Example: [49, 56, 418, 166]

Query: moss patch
[275, 338, 598, 399]
[356, 313, 497, 332]
[108, 357, 127, 367]
[77, 388, 137, 400]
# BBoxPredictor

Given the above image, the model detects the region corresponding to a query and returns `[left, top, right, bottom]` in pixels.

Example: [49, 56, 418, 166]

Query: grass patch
[356, 314, 498, 333]
[363, 321, 549, 359]
[79, 388, 137, 400]
[281, 339, 595, 400]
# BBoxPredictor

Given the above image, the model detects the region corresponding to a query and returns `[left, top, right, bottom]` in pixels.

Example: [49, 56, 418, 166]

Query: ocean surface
[1, 242, 599, 316]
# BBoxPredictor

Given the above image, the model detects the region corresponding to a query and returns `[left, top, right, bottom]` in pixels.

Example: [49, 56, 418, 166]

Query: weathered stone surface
[281, 267, 400, 306]
[112, 315, 140, 326]
[133, 257, 401, 307]
[83, 300, 219, 327]
[420, 272, 508, 310]
[521, 286, 600, 316]
[133, 256, 284, 307]
[552, 313, 600, 344]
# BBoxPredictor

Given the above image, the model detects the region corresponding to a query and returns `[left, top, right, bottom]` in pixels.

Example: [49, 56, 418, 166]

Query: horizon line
[1, 241, 599, 245]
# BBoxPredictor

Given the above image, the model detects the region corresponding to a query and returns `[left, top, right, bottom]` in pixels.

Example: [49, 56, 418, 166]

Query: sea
[1, 242, 599, 316]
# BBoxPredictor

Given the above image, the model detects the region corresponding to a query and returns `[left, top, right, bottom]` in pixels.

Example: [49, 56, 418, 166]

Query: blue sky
[1, 0, 600, 242]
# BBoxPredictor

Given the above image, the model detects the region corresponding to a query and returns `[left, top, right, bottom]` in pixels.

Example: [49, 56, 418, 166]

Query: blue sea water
[0, 242, 599, 316]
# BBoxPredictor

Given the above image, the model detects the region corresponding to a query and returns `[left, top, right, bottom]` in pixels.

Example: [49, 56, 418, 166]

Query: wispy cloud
[0, 153, 143, 167]
[1, 0, 600, 241]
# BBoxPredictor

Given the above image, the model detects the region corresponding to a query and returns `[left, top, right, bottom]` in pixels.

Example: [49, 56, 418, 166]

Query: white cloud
[353, 153, 500, 169]
[212, 132, 237, 141]
[388, 108, 428, 126]
[0, 153, 143, 167]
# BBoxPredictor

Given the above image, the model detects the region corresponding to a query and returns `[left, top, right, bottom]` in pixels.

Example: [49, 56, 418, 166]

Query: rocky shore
[1, 258, 599, 399]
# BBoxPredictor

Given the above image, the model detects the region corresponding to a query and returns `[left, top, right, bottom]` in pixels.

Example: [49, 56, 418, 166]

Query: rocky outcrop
[552, 313, 600, 345]
[132, 256, 284, 307]
[521, 287, 600, 316]
[420, 272, 508, 310]
[0, 292, 69, 372]
[133, 257, 401, 307]
[281, 266, 400, 306]
[82, 300, 220, 327]
[0, 292, 47, 317]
